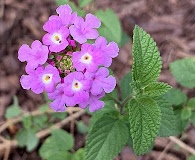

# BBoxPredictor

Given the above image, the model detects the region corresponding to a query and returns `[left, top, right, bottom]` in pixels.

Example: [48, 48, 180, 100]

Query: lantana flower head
[18, 4, 119, 112]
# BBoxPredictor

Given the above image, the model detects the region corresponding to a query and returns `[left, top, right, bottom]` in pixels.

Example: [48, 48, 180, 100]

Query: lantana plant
[18, 3, 182, 160]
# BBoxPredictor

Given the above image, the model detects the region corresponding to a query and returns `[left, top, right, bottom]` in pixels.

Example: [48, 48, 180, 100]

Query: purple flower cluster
[18, 4, 119, 112]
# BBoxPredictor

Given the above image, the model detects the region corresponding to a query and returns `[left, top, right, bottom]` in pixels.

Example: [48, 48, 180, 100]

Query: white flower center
[71, 79, 82, 91]
[51, 33, 62, 44]
[80, 53, 92, 64]
[42, 74, 53, 84]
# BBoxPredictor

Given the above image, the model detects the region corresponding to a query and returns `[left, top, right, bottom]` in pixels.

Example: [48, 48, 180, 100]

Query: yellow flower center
[80, 53, 92, 64]
[72, 80, 82, 91]
[42, 74, 52, 84]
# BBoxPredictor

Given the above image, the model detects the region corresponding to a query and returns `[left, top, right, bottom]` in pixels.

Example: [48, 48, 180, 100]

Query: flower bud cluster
[18, 4, 119, 112]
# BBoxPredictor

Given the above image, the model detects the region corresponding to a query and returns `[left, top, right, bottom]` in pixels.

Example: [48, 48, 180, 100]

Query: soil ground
[0, 0, 195, 159]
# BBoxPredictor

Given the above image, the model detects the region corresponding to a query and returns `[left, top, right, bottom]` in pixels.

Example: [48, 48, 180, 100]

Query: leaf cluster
[85, 25, 176, 159]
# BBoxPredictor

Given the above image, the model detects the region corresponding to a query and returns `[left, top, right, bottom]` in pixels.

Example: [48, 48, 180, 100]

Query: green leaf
[128, 97, 161, 155]
[22, 115, 32, 129]
[118, 31, 131, 47]
[47, 151, 72, 160]
[51, 129, 74, 150]
[86, 115, 129, 160]
[163, 88, 187, 106]
[187, 98, 195, 108]
[16, 128, 39, 152]
[39, 104, 49, 112]
[97, 25, 113, 42]
[188, 155, 195, 160]
[39, 129, 74, 159]
[132, 25, 161, 87]
[5, 96, 22, 119]
[191, 113, 195, 126]
[5, 106, 22, 119]
[155, 98, 180, 136]
[33, 114, 48, 130]
[89, 110, 118, 130]
[52, 112, 67, 120]
[72, 148, 85, 160]
[95, 9, 122, 44]
[102, 89, 118, 102]
[170, 58, 195, 88]
[144, 82, 171, 97]
[120, 72, 133, 100]
[77, 121, 88, 134]
[44, 92, 50, 102]
[55, 0, 85, 16]
[55, 0, 68, 5]
[174, 110, 189, 134]
[181, 108, 192, 120]
[78, 0, 92, 8]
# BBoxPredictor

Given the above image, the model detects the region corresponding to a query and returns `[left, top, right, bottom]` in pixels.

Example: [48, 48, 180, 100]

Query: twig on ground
[3, 140, 11, 160]
[0, 109, 52, 134]
[0, 136, 11, 160]
[169, 136, 195, 155]
[36, 108, 85, 138]
[0, 107, 81, 134]
[67, 108, 75, 135]
[157, 140, 174, 160]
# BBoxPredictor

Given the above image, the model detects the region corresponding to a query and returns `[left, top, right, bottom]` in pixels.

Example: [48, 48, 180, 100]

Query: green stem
[107, 94, 132, 115]
[120, 105, 124, 115]
[121, 94, 132, 106]
[106, 94, 123, 108]
[119, 95, 132, 115]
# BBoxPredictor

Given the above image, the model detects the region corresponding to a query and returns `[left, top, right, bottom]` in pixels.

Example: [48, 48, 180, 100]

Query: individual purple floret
[69, 13, 101, 44]
[43, 5, 76, 32]
[63, 72, 91, 104]
[56, 4, 77, 27]
[42, 26, 69, 52]
[85, 67, 116, 95]
[94, 36, 119, 67]
[43, 17, 62, 33]
[48, 84, 67, 112]
[72, 43, 103, 72]
[18, 40, 49, 71]
[20, 65, 60, 94]
[48, 83, 76, 112]
[79, 92, 105, 112]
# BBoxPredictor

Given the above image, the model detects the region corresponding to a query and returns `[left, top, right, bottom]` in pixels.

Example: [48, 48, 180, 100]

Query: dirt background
[0, 0, 195, 159]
